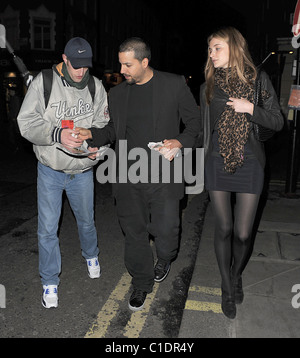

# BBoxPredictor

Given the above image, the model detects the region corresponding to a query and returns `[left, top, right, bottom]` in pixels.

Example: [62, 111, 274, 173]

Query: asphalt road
[0, 146, 209, 339]
[0, 122, 297, 342]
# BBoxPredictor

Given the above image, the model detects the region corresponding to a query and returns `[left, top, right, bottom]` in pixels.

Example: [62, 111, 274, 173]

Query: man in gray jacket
[17, 37, 109, 308]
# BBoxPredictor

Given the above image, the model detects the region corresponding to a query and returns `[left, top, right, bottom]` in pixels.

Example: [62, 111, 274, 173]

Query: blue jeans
[37, 162, 99, 285]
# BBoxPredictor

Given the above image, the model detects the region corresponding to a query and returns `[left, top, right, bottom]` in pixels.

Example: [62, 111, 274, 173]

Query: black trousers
[115, 182, 180, 293]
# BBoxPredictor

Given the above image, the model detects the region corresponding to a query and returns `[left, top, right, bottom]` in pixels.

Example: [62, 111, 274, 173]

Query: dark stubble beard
[126, 77, 137, 85]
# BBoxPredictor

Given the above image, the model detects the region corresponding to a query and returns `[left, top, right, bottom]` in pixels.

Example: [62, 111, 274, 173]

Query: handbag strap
[254, 69, 263, 106]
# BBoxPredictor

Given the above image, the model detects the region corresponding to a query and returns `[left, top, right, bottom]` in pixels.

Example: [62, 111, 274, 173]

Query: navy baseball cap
[64, 37, 93, 68]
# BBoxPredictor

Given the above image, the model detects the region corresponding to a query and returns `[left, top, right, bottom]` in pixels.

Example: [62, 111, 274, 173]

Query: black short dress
[205, 129, 264, 195]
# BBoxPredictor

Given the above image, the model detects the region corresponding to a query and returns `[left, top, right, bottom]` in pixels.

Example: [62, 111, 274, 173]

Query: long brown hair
[204, 27, 257, 104]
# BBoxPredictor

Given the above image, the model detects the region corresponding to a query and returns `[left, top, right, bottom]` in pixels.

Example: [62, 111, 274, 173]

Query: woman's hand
[227, 97, 254, 115]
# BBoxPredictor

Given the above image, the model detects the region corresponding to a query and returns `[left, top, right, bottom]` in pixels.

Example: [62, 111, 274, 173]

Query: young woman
[200, 27, 284, 318]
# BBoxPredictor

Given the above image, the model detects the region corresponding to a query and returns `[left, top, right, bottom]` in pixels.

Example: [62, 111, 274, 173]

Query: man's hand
[60, 128, 84, 148]
[159, 139, 182, 161]
[162, 139, 182, 150]
[87, 146, 99, 160]
[75, 127, 92, 141]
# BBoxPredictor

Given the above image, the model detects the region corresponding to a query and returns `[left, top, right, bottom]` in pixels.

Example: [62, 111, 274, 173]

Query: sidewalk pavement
[179, 184, 300, 338]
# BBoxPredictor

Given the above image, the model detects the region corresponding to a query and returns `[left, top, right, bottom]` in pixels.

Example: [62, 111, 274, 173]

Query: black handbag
[253, 71, 275, 142]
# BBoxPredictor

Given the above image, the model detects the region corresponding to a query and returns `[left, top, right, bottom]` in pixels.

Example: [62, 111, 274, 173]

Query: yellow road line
[123, 283, 159, 338]
[189, 285, 221, 296]
[85, 273, 160, 338]
[85, 272, 131, 338]
[184, 285, 222, 313]
[185, 300, 222, 313]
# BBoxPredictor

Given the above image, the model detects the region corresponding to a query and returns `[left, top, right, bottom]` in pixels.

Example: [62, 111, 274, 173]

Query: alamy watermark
[292, 284, 300, 309]
[95, 141, 204, 194]
[0, 284, 5, 308]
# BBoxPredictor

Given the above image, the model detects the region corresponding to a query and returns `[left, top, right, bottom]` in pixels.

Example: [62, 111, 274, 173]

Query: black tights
[209, 191, 260, 296]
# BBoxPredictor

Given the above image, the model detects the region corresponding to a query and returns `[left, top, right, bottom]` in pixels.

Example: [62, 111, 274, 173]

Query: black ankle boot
[233, 276, 244, 304]
[221, 291, 236, 319]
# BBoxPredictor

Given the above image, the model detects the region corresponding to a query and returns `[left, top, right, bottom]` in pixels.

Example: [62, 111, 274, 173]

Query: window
[29, 5, 55, 51]
[33, 19, 51, 49]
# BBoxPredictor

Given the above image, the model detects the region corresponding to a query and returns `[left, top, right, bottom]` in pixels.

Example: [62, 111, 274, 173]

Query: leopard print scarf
[214, 67, 255, 174]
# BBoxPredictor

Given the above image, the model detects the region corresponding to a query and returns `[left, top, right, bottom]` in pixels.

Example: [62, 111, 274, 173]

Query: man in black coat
[78, 37, 200, 311]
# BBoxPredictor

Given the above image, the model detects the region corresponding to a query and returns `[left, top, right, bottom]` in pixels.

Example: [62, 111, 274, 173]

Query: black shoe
[233, 276, 244, 304]
[221, 292, 236, 319]
[154, 260, 170, 282]
[128, 289, 147, 311]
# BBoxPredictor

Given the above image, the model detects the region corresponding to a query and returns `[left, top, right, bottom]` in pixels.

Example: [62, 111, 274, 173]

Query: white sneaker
[42, 285, 58, 308]
[86, 257, 101, 279]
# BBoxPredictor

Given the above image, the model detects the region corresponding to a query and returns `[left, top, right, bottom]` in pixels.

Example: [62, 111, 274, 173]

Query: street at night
[1, 0, 300, 344]
[0, 146, 208, 338]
